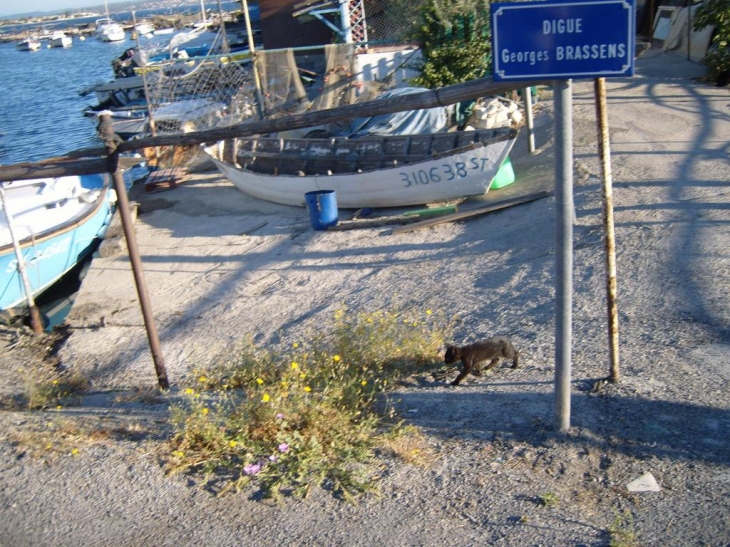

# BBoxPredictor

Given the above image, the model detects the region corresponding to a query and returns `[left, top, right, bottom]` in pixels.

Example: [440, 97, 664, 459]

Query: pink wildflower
[243, 463, 261, 475]
[278, 443, 290, 453]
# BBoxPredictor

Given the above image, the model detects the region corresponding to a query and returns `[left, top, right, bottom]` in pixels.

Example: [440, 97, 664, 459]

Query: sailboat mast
[199, 0, 207, 26]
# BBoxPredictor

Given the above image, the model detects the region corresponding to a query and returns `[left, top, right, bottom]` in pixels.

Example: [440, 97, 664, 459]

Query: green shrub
[409, 0, 492, 88]
[693, 0, 730, 85]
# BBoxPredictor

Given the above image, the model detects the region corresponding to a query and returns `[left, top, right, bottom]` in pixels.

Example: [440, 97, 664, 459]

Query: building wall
[259, 0, 335, 50]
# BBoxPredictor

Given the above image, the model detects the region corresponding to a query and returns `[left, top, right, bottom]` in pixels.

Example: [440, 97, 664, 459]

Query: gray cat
[444, 336, 519, 386]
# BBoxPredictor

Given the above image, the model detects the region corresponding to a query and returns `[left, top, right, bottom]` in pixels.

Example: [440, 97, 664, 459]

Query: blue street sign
[491, 0, 635, 81]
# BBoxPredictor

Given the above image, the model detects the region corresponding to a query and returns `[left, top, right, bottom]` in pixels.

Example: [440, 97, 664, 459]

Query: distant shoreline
[0, 1, 242, 43]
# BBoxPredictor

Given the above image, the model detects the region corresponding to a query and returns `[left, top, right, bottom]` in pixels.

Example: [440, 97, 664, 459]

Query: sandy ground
[0, 48, 728, 546]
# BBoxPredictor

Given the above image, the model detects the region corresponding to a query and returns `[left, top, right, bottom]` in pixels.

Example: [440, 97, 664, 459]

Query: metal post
[0, 186, 44, 335]
[522, 87, 536, 154]
[216, 0, 230, 53]
[554, 79, 573, 432]
[339, 0, 353, 43]
[240, 0, 265, 119]
[132, 11, 158, 138]
[594, 78, 621, 383]
[99, 114, 170, 390]
[199, 0, 207, 27]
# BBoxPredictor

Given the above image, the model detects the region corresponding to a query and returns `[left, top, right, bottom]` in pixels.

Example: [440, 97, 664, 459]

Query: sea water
[0, 5, 245, 327]
[0, 1, 243, 166]
[0, 38, 131, 165]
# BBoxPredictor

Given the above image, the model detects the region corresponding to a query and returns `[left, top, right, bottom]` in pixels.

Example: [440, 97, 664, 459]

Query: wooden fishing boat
[0, 174, 116, 316]
[203, 126, 518, 208]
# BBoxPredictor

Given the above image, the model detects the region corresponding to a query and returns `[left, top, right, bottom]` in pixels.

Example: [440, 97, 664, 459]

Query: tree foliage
[408, 0, 492, 88]
[693, 0, 730, 85]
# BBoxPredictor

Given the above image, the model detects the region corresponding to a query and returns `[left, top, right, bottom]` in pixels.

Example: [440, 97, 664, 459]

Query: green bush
[693, 0, 730, 85]
[409, 0, 492, 88]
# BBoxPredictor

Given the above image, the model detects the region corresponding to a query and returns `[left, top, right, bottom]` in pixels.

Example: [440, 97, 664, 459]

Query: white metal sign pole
[554, 78, 573, 432]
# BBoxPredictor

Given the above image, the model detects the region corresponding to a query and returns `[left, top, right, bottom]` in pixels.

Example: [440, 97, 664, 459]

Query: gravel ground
[0, 49, 728, 546]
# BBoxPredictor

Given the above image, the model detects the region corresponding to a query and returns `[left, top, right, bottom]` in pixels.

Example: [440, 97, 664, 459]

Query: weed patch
[168, 308, 452, 501]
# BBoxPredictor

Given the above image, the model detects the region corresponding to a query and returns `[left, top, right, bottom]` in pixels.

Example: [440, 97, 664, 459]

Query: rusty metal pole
[98, 113, 170, 390]
[594, 78, 620, 383]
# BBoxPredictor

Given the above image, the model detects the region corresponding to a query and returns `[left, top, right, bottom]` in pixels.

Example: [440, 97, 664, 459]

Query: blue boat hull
[0, 174, 115, 314]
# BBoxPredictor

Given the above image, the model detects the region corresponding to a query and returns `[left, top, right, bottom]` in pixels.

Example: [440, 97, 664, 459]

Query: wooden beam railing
[0, 76, 549, 182]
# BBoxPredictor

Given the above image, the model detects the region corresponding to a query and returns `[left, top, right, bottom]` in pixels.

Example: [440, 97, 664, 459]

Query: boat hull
[50, 36, 72, 48]
[0, 175, 115, 313]
[204, 129, 518, 208]
[16, 39, 41, 51]
[95, 18, 125, 42]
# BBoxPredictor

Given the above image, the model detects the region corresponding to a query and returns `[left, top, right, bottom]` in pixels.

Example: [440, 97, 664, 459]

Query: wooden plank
[390, 190, 552, 235]
[328, 206, 458, 231]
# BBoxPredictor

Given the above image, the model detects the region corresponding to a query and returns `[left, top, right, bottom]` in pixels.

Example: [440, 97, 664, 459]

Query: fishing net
[139, 27, 256, 136]
[135, 33, 394, 167]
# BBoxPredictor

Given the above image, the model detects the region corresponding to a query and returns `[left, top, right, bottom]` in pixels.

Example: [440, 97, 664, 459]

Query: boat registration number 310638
[399, 157, 493, 187]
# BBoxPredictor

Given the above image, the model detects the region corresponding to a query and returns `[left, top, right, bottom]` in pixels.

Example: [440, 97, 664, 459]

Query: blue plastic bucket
[305, 190, 338, 230]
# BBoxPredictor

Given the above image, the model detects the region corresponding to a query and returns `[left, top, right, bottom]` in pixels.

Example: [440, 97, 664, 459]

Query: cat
[444, 336, 519, 386]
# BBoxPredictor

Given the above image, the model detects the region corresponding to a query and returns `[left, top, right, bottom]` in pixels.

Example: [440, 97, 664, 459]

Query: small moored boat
[203, 127, 518, 208]
[0, 174, 116, 317]
[16, 37, 41, 51]
[50, 31, 72, 48]
[95, 17, 125, 42]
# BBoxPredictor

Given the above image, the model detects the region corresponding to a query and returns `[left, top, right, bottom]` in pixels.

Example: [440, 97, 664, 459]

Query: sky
[0, 1, 125, 18]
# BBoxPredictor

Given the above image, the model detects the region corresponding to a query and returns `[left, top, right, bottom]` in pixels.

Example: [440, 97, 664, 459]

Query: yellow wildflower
[256, 378, 264, 385]
[293, 342, 299, 348]
[198, 376, 207, 383]
[262, 393, 271, 403]
[426, 309, 432, 315]
[71, 448, 79, 456]
[361, 380, 367, 386]
[201, 407, 209, 415]
[304, 386, 312, 392]
[229, 440, 238, 448]
[172, 450, 184, 458]
[333, 355, 341, 362]
[291, 362, 299, 370]
[185, 388, 194, 395]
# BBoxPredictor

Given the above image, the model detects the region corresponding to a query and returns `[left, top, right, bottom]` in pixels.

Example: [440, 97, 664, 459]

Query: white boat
[134, 21, 155, 37]
[0, 174, 116, 317]
[95, 18, 126, 42]
[16, 37, 41, 51]
[203, 127, 518, 208]
[50, 31, 72, 48]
